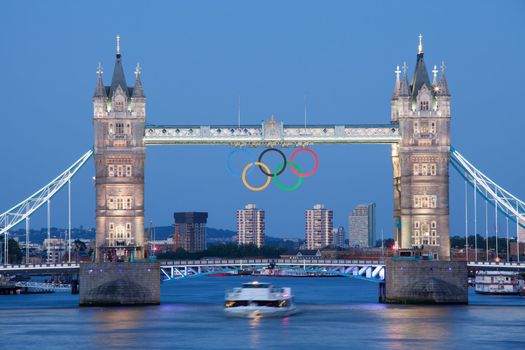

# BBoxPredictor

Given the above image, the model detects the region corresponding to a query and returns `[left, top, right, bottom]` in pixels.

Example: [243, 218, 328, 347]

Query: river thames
[0, 277, 524, 350]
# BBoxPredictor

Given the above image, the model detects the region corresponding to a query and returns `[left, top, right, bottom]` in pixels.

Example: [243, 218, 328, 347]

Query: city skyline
[1, 1, 524, 241]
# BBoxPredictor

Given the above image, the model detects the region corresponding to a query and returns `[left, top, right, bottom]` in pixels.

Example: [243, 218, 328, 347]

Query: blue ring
[226, 148, 255, 177]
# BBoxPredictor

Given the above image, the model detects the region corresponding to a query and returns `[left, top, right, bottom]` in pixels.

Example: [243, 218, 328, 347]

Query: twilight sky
[1, 0, 524, 239]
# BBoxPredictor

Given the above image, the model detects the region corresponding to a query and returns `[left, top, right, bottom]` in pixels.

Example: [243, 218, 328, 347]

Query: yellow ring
[242, 162, 272, 191]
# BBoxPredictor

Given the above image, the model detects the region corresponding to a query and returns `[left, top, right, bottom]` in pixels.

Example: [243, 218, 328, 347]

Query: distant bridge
[2, 260, 525, 282]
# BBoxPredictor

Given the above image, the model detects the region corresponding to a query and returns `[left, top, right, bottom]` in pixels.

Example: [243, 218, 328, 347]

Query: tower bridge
[91, 33, 454, 262]
[1, 34, 524, 305]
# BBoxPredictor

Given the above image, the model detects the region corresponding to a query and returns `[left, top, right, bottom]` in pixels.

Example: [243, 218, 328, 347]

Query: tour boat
[475, 271, 520, 295]
[224, 281, 297, 318]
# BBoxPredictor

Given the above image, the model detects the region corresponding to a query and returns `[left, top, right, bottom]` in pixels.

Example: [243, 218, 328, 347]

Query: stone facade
[93, 43, 146, 262]
[384, 259, 467, 304]
[391, 36, 451, 260]
[79, 262, 160, 306]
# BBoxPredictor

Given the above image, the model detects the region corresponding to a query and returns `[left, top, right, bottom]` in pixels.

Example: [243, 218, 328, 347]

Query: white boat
[224, 281, 297, 318]
[475, 271, 520, 295]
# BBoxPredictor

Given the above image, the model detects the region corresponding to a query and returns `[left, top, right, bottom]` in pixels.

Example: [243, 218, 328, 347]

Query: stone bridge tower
[391, 35, 451, 260]
[93, 36, 146, 262]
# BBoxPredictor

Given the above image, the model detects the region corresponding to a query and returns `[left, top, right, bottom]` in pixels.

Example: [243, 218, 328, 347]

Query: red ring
[289, 148, 319, 177]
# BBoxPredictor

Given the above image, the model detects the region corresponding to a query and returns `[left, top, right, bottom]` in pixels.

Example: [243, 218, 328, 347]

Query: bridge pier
[383, 259, 468, 304]
[79, 262, 160, 306]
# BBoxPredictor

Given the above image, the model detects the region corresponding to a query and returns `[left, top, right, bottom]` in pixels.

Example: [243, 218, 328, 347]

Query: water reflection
[382, 306, 453, 348]
[91, 307, 148, 348]
[249, 316, 261, 348]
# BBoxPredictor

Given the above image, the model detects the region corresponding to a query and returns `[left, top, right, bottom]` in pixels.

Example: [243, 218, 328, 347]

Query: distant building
[349, 203, 376, 247]
[305, 204, 333, 250]
[44, 238, 66, 263]
[236, 204, 265, 248]
[173, 212, 208, 253]
[280, 249, 322, 260]
[332, 226, 346, 248]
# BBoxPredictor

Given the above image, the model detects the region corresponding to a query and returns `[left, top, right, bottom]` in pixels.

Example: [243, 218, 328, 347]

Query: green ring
[273, 161, 303, 191]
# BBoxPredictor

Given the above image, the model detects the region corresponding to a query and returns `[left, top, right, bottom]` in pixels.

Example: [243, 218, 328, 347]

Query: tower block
[391, 35, 451, 260]
[93, 36, 146, 262]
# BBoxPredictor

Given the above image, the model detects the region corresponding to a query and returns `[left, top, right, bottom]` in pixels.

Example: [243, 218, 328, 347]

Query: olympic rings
[242, 162, 272, 191]
[289, 148, 319, 177]
[228, 147, 319, 191]
[273, 161, 303, 191]
[257, 148, 286, 177]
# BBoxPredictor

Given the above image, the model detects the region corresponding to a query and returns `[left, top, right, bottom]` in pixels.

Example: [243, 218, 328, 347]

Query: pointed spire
[438, 61, 450, 96]
[400, 62, 410, 96]
[94, 62, 107, 97]
[109, 34, 128, 97]
[411, 34, 431, 98]
[432, 65, 438, 87]
[392, 64, 401, 99]
[116, 34, 121, 56]
[132, 63, 145, 98]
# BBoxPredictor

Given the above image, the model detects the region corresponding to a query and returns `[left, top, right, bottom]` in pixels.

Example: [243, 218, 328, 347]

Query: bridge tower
[391, 35, 451, 260]
[93, 36, 146, 262]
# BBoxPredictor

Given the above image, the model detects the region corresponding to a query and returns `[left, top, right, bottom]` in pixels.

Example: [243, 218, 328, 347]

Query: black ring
[258, 148, 287, 177]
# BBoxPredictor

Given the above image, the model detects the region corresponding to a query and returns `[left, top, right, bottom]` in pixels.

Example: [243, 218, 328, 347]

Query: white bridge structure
[144, 123, 401, 146]
[14, 281, 71, 292]
[159, 259, 386, 282]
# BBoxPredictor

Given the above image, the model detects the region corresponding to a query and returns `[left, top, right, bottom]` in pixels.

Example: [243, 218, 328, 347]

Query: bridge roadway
[1, 259, 524, 275]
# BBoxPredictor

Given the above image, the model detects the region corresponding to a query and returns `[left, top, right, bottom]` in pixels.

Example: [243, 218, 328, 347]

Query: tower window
[126, 165, 132, 177]
[413, 121, 419, 133]
[430, 163, 437, 176]
[422, 164, 428, 176]
[420, 101, 429, 111]
[115, 123, 125, 134]
[108, 165, 114, 177]
[413, 163, 420, 176]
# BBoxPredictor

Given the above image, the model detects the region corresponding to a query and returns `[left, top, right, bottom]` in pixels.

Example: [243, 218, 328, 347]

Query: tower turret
[93, 35, 146, 262]
[391, 35, 451, 260]
[93, 63, 107, 119]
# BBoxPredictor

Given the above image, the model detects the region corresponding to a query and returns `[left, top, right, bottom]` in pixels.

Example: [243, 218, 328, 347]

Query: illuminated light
[99, 269, 103, 272]
[88, 269, 93, 274]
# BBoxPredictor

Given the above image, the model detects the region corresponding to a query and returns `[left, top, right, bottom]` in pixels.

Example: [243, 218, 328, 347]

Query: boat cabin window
[242, 283, 271, 288]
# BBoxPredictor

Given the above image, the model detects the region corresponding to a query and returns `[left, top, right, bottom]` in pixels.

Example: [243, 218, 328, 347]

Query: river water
[0, 276, 524, 350]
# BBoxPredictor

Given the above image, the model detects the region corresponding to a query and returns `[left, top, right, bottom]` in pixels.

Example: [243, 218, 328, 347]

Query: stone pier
[79, 262, 160, 306]
[383, 259, 468, 304]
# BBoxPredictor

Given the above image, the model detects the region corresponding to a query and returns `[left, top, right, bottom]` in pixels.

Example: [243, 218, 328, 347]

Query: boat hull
[224, 305, 298, 318]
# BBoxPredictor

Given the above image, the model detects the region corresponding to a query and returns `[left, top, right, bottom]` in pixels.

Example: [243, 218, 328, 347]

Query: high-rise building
[236, 204, 265, 248]
[173, 212, 208, 253]
[349, 203, 376, 247]
[44, 238, 66, 263]
[305, 204, 333, 250]
[332, 226, 346, 248]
